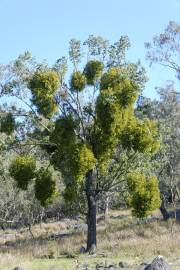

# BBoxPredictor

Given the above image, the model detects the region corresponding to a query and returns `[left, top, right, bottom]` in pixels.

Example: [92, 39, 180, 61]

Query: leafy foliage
[108, 36, 131, 67]
[50, 116, 96, 183]
[120, 118, 160, 154]
[83, 35, 109, 59]
[28, 69, 60, 118]
[94, 91, 128, 169]
[9, 155, 36, 190]
[145, 21, 180, 81]
[83, 60, 104, 85]
[35, 169, 56, 207]
[69, 39, 82, 67]
[100, 67, 124, 90]
[50, 116, 77, 147]
[127, 172, 161, 218]
[62, 179, 87, 216]
[52, 142, 96, 183]
[136, 86, 180, 206]
[100, 68, 139, 106]
[1, 113, 15, 135]
[70, 71, 87, 92]
[52, 56, 68, 83]
[92, 67, 141, 170]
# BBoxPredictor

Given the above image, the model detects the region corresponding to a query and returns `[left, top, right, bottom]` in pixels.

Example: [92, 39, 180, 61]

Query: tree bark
[104, 195, 109, 222]
[159, 198, 170, 220]
[85, 170, 97, 252]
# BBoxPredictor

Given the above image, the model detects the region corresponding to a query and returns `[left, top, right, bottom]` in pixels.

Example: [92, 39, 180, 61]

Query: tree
[144, 21, 180, 219]
[145, 21, 180, 81]
[0, 36, 161, 251]
[136, 85, 180, 219]
[0, 111, 64, 229]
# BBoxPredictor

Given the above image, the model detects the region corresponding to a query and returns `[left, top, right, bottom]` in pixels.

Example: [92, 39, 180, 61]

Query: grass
[0, 209, 180, 269]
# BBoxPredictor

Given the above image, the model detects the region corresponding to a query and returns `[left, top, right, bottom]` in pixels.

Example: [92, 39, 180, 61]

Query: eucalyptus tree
[136, 85, 180, 219]
[144, 21, 180, 219]
[145, 21, 180, 81]
[0, 36, 161, 251]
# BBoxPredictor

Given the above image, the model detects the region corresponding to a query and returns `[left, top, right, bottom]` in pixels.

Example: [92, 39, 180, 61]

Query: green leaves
[53, 142, 96, 183]
[100, 67, 122, 90]
[29, 69, 60, 118]
[94, 68, 137, 170]
[10, 155, 57, 207]
[120, 119, 160, 154]
[0, 113, 15, 135]
[127, 172, 161, 218]
[70, 71, 87, 92]
[94, 65, 159, 172]
[145, 21, 180, 81]
[50, 116, 77, 148]
[9, 155, 36, 190]
[35, 169, 56, 207]
[50, 115, 96, 183]
[100, 67, 139, 107]
[72, 143, 96, 181]
[83, 60, 104, 85]
[52, 57, 67, 83]
[69, 39, 82, 67]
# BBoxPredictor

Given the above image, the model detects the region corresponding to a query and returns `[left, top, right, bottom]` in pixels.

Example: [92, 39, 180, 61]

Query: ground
[0, 209, 179, 270]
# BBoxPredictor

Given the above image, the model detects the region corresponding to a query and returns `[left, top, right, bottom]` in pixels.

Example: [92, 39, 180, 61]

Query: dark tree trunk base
[86, 170, 97, 252]
[159, 200, 170, 221]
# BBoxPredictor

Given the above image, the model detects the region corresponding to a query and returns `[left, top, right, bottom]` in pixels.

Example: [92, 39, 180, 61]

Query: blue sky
[0, 0, 179, 98]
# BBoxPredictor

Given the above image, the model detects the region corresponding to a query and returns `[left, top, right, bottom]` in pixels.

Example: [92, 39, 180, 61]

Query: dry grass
[0, 209, 180, 269]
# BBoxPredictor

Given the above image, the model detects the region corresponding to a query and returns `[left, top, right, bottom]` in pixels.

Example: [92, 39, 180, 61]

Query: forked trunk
[85, 170, 97, 252]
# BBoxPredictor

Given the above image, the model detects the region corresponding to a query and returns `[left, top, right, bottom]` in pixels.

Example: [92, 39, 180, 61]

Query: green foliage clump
[120, 119, 160, 154]
[96, 89, 130, 134]
[70, 71, 87, 91]
[83, 60, 104, 85]
[95, 92, 121, 166]
[115, 79, 139, 107]
[94, 79, 132, 170]
[53, 143, 96, 183]
[100, 68, 139, 107]
[35, 169, 56, 207]
[100, 67, 122, 90]
[63, 182, 77, 202]
[29, 69, 60, 118]
[127, 172, 161, 218]
[96, 91, 118, 133]
[72, 143, 96, 181]
[50, 116, 77, 148]
[49, 115, 76, 172]
[50, 116, 96, 182]
[1, 113, 15, 135]
[94, 66, 156, 169]
[9, 155, 36, 190]
[96, 70, 138, 169]
[63, 181, 87, 216]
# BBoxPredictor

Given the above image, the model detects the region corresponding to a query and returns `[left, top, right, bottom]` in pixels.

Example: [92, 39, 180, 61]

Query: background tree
[136, 84, 180, 219]
[145, 21, 180, 81]
[0, 115, 64, 229]
[0, 36, 161, 252]
[144, 21, 180, 219]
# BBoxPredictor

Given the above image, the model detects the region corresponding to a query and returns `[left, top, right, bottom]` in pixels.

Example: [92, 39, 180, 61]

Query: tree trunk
[175, 186, 180, 202]
[104, 195, 109, 222]
[85, 170, 97, 252]
[159, 198, 170, 220]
